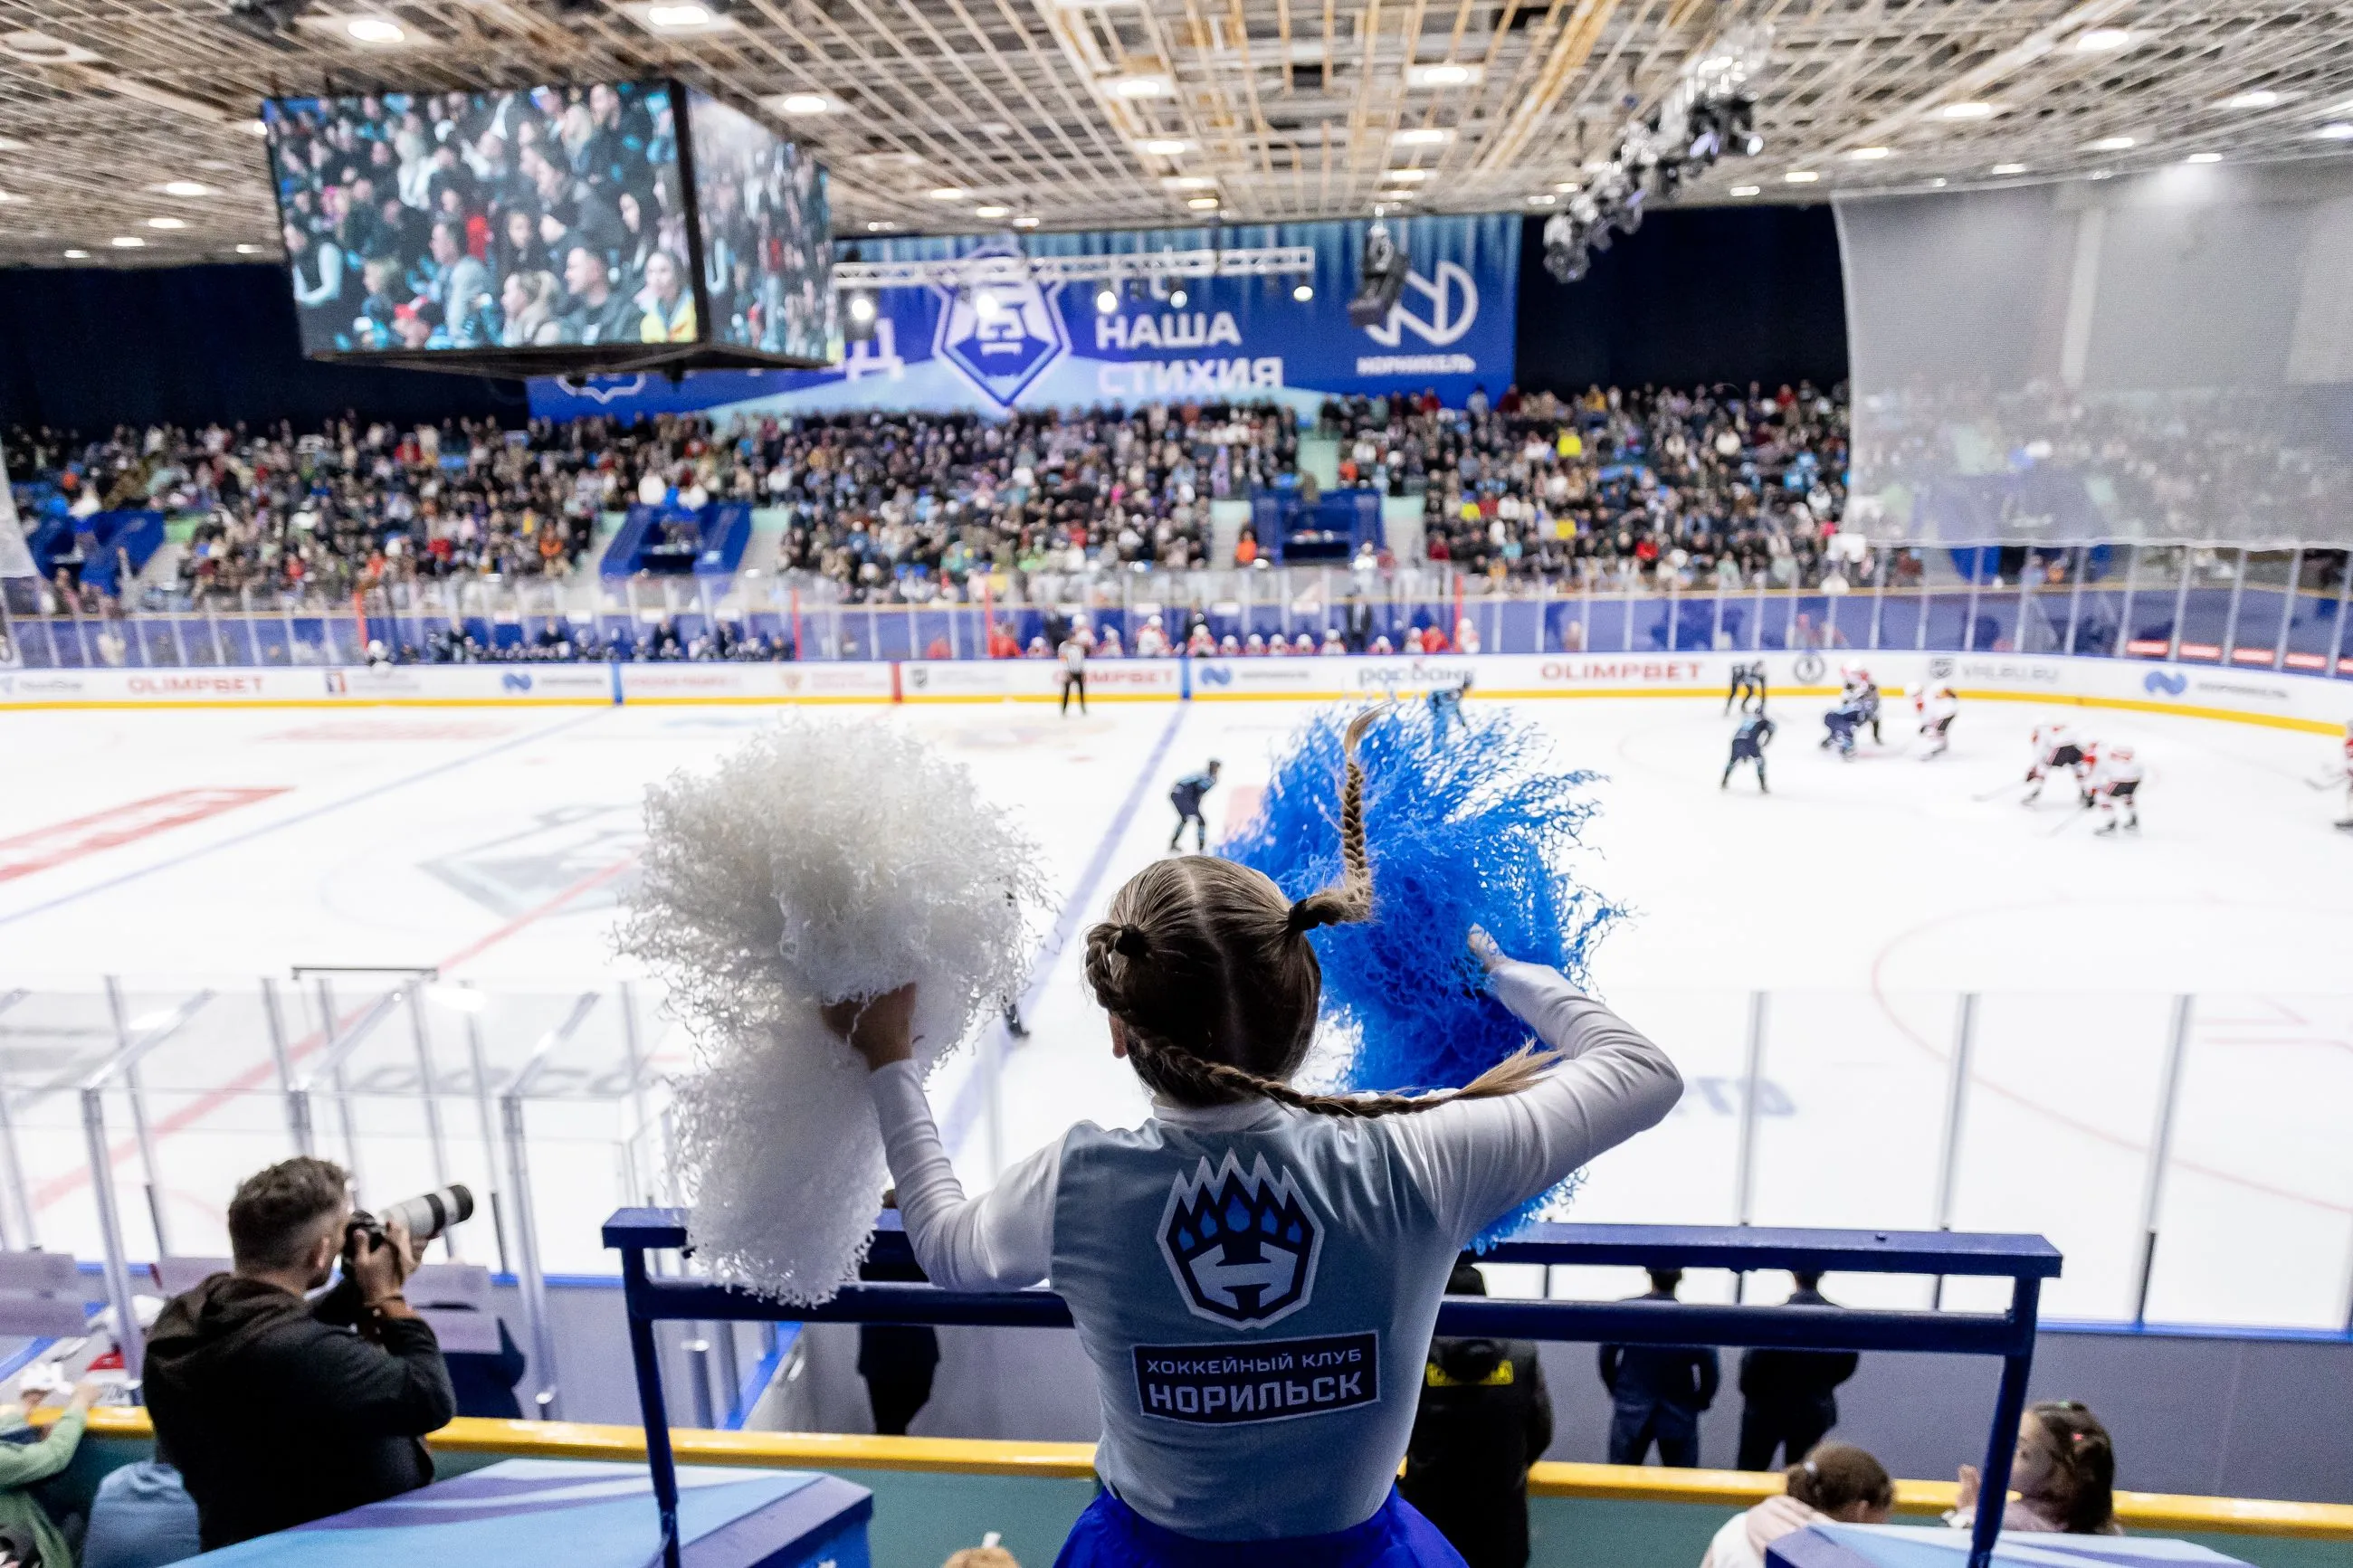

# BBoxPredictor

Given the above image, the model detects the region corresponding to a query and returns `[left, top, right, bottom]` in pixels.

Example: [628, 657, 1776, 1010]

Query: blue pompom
[1220, 698, 1619, 1247]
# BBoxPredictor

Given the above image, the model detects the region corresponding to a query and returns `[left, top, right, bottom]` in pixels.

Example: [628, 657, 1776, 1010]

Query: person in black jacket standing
[1400, 1264, 1554, 1568]
[1737, 1271, 1860, 1470]
[144, 1158, 455, 1550]
[1598, 1269, 1719, 1468]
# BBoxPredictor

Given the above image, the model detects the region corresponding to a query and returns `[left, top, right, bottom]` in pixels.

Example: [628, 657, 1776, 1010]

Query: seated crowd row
[5, 380, 1848, 613]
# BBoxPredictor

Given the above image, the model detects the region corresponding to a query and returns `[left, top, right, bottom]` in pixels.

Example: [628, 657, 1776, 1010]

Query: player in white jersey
[1136, 615, 1171, 659]
[2329, 721, 2353, 832]
[1914, 684, 1958, 760]
[2021, 722, 2091, 803]
[824, 716, 1680, 1566]
[2083, 744, 2143, 833]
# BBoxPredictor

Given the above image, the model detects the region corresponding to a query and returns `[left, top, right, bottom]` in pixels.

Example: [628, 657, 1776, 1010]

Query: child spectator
[1700, 1442, 1893, 1568]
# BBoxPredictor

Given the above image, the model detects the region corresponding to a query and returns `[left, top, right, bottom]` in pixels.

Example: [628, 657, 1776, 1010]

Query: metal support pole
[0, 994, 33, 1250]
[502, 1089, 560, 1419]
[2167, 549, 2193, 662]
[2328, 552, 2353, 679]
[405, 984, 456, 1259]
[2219, 548, 2247, 664]
[263, 979, 311, 1155]
[1867, 548, 1889, 652]
[685, 1334, 716, 1428]
[1968, 1277, 2042, 1568]
[2275, 549, 2301, 670]
[2062, 548, 2085, 656]
[2115, 545, 2138, 658]
[1962, 551, 1984, 652]
[1931, 993, 1979, 1310]
[2133, 995, 2194, 1326]
[102, 978, 172, 1256]
[81, 1088, 145, 1381]
[464, 1007, 510, 1276]
[622, 1250, 685, 1568]
[1731, 993, 1767, 1300]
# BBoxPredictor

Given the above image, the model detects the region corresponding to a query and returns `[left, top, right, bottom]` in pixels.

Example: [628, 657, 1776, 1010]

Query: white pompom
[620, 719, 1047, 1303]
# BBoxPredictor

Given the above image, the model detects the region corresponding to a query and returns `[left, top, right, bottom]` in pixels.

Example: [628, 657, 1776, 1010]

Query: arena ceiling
[0, 0, 2347, 267]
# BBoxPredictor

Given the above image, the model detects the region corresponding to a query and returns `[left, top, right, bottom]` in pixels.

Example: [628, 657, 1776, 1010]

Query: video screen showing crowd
[686, 91, 836, 362]
[264, 82, 694, 355]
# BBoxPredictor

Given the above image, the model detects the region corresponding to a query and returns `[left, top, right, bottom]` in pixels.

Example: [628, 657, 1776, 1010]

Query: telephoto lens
[370, 1184, 476, 1246]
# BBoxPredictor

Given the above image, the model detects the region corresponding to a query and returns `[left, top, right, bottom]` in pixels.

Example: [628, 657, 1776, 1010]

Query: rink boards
[5, 651, 2350, 735]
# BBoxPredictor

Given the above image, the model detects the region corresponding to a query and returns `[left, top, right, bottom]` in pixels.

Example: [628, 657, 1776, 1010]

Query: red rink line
[0, 789, 291, 884]
[33, 849, 642, 1214]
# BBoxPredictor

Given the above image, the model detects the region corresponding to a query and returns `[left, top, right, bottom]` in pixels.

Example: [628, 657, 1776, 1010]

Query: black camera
[345, 1184, 474, 1257]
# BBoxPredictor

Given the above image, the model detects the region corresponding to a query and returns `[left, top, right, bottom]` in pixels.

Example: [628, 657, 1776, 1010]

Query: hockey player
[1428, 675, 1472, 738]
[1724, 711, 1777, 792]
[1321, 629, 1348, 656]
[2329, 721, 2353, 832]
[2083, 744, 2143, 834]
[1295, 634, 1318, 655]
[1245, 633, 1269, 657]
[1726, 660, 1767, 715]
[1853, 669, 1883, 745]
[1168, 760, 1222, 851]
[1186, 623, 1216, 658]
[1915, 683, 1959, 760]
[1135, 615, 1170, 659]
[2021, 722, 2090, 803]
[1820, 695, 1863, 758]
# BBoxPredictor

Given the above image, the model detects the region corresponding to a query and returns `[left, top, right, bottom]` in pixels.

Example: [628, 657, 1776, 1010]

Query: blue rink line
[939, 703, 1189, 1158]
[0, 708, 613, 932]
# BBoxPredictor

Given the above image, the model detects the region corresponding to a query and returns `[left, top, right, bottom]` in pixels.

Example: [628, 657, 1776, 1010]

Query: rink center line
[938, 704, 1189, 1159]
[0, 708, 613, 932]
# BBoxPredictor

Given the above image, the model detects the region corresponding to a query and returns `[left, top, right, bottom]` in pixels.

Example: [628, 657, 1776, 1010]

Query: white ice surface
[0, 695, 2348, 1326]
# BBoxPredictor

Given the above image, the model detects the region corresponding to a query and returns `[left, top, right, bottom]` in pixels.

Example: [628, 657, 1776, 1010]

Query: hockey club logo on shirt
[1134, 1331, 1378, 1425]
[1157, 1152, 1321, 1328]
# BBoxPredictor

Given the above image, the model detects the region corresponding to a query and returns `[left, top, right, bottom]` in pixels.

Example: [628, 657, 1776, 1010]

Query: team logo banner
[528, 214, 1518, 420]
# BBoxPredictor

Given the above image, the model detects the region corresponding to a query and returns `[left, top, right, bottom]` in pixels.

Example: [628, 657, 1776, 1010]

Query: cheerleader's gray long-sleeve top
[866, 960, 1681, 1540]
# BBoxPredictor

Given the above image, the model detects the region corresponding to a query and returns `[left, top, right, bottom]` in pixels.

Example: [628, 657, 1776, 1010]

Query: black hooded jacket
[1401, 1336, 1553, 1568]
[143, 1273, 455, 1549]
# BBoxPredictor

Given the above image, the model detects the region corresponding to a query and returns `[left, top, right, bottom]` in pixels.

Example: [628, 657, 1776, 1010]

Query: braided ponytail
[1084, 706, 1558, 1118]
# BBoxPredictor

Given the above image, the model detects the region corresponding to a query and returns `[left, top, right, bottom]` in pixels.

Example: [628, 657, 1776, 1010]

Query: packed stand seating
[4, 381, 1853, 632]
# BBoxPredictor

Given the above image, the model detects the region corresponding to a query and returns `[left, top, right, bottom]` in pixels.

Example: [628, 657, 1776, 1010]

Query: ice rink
[2, 685, 2349, 1331]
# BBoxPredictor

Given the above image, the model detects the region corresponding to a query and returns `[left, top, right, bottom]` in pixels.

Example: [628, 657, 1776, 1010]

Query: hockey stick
[1974, 776, 2032, 803]
[2302, 771, 2346, 792]
[2048, 803, 2095, 837]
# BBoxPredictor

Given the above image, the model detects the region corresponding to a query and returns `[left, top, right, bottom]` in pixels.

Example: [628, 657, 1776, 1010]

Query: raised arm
[1388, 955, 1682, 1245]
[829, 984, 1055, 1292]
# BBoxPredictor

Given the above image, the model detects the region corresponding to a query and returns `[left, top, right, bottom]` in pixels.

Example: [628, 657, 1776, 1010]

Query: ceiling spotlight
[1168, 287, 1188, 308]
[1391, 127, 1453, 146]
[1929, 177, 1948, 187]
[146, 216, 187, 230]
[1783, 169, 1820, 183]
[1138, 138, 1192, 156]
[774, 92, 831, 115]
[2316, 122, 2353, 141]
[1937, 101, 1998, 120]
[864, 220, 900, 232]
[1728, 184, 1760, 196]
[1291, 281, 1313, 302]
[974, 289, 1005, 318]
[156, 180, 212, 197]
[2185, 151, 2223, 164]
[1095, 284, 1119, 314]
[846, 292, 877, 323]
[2084, 135, 2136, 151]
[927, 185, 970, 201]
[1526, 193, 1556, 206]
[1109, 74, 1170, 98]
[1163, 176, 1215, 191]
[1186, 195, 1220, 210]
[62, 248, 89, 258]
[1382, 168, 1431, 183]
[2220, 89, 2285, 110]
[234, 242, 263, 253]
[110, 235, 146, 248]
[1989, 162, 2028, 176]
[2072, 27, 2134, 52]
[1405, 62, 1481, 88]
[975, 204, 1011, 218]
[344, 14, 405, 42]
[1551, 180, 1580, 194]
[1012, 215, 1040, 228]
[243, 119, 269, 137]
[1847, 146, 1891, 160]
[643, 2, 715, 26]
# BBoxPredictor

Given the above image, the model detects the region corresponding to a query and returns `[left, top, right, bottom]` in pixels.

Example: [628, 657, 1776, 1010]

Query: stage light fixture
[156, 180, 212, 197]
[146, 216, 186, 230]
[1728, 184, 1760, 196]
[1989, 162, 2028, 175]
[1291, 281, 1313, 302]
[1186, 195, 1219, 210]
[2072, 27, 2133, 52]
[2219, 90, 2285, 109]
[1110, 74, 1170, 98]
[1095, 284, 1119, 314]
[2316, 122, 2353, 141]
[975, 204, 1011, 218]
[1012, 215, 1041, 228]
[774, 92, 831, 115]
[1784, 169, 1819, 183]
[843, 290, 878, 341]
[2185, 152, 2222, 164]
[1168, 287, 1187, 308]
[1848, 146, 1891, 160]
[928, 185, 970, 201]
[110, 235, 145, 248]
[345, 14, 405, 42]
[1139, 138, 1192, 156]
[2083, 135, 2136, 151]
[1937, 101, 1997, 120]
[235, 242, 264, 253]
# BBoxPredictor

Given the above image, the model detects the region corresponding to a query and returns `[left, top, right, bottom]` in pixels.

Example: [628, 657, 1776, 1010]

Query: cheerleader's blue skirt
[1051, 1487, 1469, 1568]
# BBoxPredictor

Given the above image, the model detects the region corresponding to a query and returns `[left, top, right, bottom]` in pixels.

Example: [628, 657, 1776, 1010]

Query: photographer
[145, 1158, 455, 1550]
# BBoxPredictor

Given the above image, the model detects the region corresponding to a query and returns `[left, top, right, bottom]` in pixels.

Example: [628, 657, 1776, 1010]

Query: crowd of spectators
[4, 381, 1853, 623]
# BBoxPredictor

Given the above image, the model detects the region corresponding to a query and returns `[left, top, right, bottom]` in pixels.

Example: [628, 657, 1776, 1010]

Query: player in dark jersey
[1428, 675, 1472, 737]
[1167, 761, 1222, 851]
[1724, 712, 1776, 792]
[1726, 660, 1767, 715]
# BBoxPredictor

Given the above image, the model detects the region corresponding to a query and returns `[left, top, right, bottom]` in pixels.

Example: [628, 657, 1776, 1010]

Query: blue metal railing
[605, 1207, 2062, 1568]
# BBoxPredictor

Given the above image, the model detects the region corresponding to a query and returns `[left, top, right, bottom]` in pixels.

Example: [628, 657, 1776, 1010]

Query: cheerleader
[824, 716, 1681, 1567]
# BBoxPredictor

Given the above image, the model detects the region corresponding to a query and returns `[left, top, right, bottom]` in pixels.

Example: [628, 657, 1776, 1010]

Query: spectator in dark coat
[1598, 1269, 1719, 1468]
[1737, 1272, 1858, 1470]
[1400, 1263, 1554, 1568]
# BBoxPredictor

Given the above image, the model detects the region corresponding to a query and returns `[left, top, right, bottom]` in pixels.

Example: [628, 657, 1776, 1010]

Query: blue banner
[527, 214, 1517, 421]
